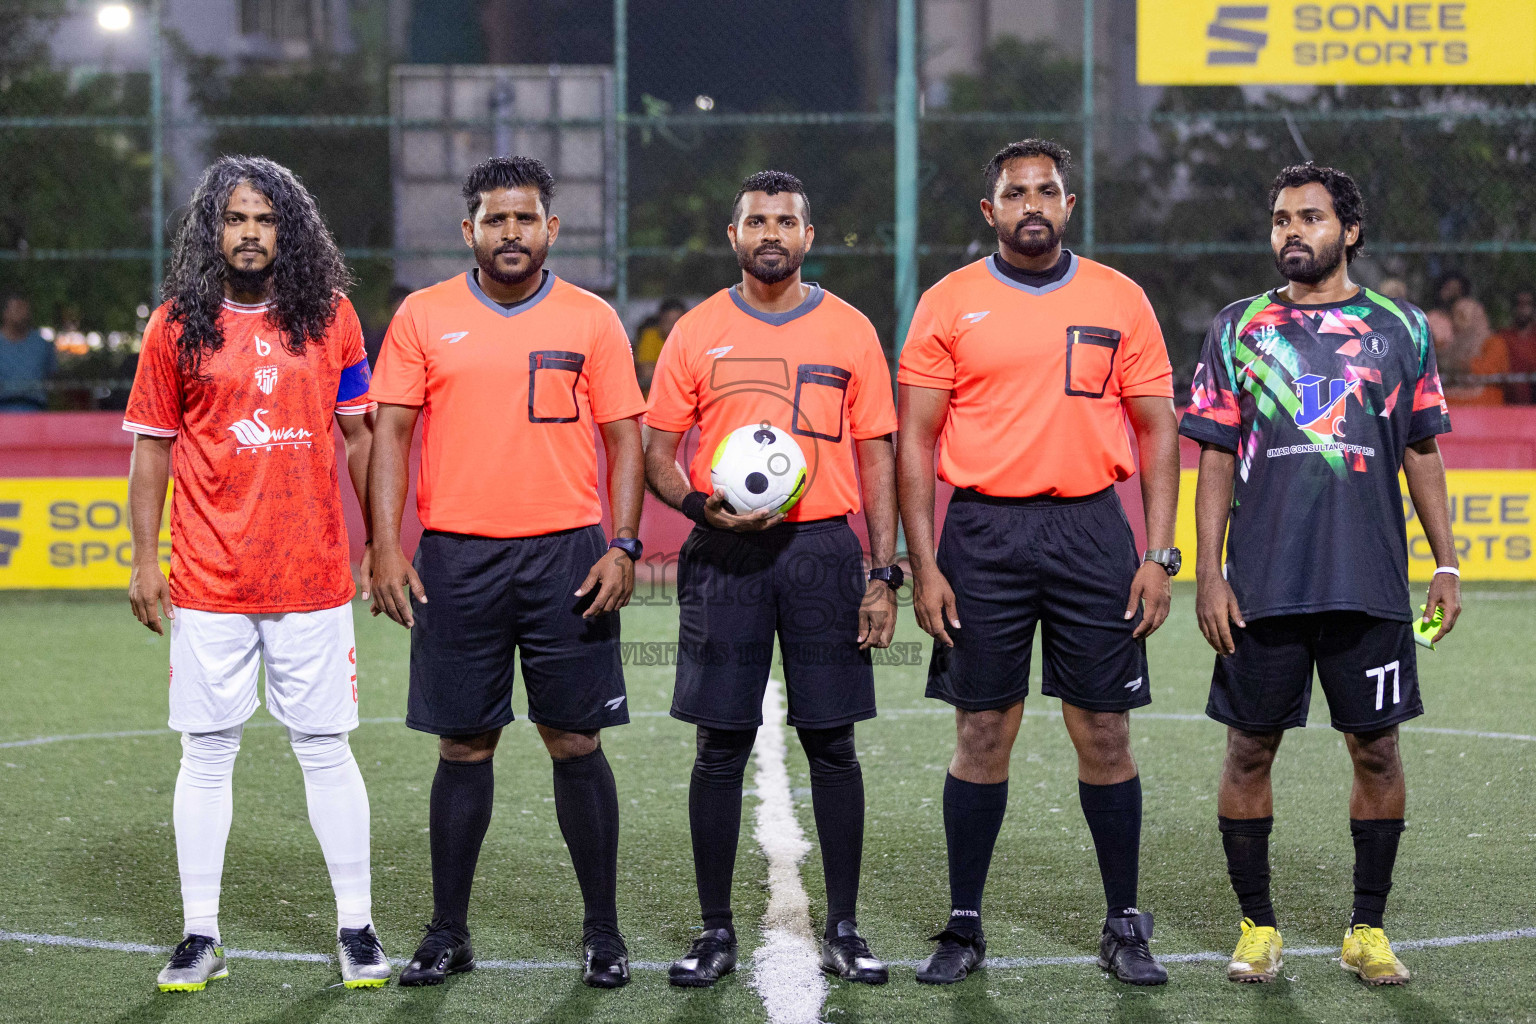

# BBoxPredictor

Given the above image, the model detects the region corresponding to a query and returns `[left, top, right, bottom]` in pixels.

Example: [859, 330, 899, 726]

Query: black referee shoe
[915, 929, 986, 985]
[668, 928, 738, 987]
[582, 932, 630, 989]
[398, 923, 474, 987]
[820, 922, 888, 984]
[1098, 910, 1168, 986]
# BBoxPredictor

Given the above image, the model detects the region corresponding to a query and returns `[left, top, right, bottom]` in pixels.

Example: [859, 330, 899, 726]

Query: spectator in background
[1427, 271, 1505, 406]
[0, 294, 56, 411]
[1491, 288, 1536, 405]
[364, 283, 415, 368]
[633, 297, 687, 394]
[1375, 277, 1409, 300]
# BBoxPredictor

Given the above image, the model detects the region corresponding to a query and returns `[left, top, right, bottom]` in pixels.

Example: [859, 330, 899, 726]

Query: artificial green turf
[2, 585, 1534, 1023]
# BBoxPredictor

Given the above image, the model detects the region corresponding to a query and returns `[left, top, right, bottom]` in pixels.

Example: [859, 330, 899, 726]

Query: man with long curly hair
[123, 155, 392, 992]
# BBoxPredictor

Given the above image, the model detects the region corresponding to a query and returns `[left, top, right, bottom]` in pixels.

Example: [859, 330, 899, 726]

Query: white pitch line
[748, 677, 827, 1024]
[8, 711, 1533, 749]
[5, 926, 1534, 973]
[924, 925, 1536, 969]
[0, 717, 408, 750]
[0, 930, 670, 970]
[878, 707, 1536, 742]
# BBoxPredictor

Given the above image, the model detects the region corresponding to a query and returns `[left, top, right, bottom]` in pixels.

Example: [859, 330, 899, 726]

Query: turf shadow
[103, 994, 177, 1024]
[244, 986, 344, 1024]
[379, 980, 449, 1024]
[1377, 984, 1456, 1024]
[1108, 984, 1173, 1024]
[660, 976, 740, 1024]
[524, 975, 619, 1023]
[936, 970, 1025, 1024]
[1220, 980, 1323, 1024]
[821, 976, 905, 1024]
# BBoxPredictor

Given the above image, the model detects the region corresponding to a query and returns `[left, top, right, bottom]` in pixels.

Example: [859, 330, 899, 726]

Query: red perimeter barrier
[4, 407, 1534, 567]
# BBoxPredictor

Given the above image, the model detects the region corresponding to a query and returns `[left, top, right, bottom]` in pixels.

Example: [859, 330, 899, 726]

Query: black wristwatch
[1144, 547, 1182, 576]
[609, 537, 643, 562]
[869, 564, 904, 591]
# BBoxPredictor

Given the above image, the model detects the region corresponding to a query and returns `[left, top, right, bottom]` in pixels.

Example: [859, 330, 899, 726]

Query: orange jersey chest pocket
[1065, 325, 1122, 399]
[791, 364, 852, 443]
[528, 350, 587, 423]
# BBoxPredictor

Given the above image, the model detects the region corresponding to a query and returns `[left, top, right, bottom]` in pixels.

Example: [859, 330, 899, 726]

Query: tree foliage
[0, 3, 151, 330]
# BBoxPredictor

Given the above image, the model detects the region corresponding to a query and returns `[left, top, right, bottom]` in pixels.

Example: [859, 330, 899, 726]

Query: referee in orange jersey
[644, 171, 899, 987]
[369, 157, 646, 989]
[897, 140, 1181, 986]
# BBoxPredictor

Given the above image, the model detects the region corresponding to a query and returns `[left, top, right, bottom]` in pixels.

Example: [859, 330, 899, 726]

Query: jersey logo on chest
[1293, 374, 1361, 438]
[226, 408, 315, 453]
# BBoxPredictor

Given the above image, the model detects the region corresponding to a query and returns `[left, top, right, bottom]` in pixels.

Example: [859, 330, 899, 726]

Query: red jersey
[645, 284, 897, 521]
[123, 295, 374, 613]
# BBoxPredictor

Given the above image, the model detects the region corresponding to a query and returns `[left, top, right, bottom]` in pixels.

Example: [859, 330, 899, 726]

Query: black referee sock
[552, 747, 621, 943]
[689, 726, 757, 935]
[1350, 818, 1405, 929]
[799, 725, 864, 939]
[1079, 777, 1143, 917]
[1218, 815, 1277, 928]
[943, 773, 1009, 937]
[428, 756, 494, 938]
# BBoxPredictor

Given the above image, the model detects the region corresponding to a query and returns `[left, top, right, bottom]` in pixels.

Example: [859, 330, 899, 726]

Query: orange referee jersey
[369, 271, 646, 538]
[897, 253, 1173, 498]
[645, 284, 897, 522]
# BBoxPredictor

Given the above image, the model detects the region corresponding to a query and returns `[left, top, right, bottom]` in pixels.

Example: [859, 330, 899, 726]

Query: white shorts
[168, 601, 360, 734]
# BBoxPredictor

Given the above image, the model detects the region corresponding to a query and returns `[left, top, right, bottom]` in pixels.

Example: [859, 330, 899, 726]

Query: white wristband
[1434, 566, 1460, 578]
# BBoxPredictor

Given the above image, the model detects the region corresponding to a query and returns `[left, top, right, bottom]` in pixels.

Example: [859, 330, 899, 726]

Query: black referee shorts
[406, 526, 629, 737]
[670, 517, 877, 731]
[925, 487, 1151, 714]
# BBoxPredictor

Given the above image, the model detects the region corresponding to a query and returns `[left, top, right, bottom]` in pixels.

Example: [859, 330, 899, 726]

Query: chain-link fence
[2, 0, 1534, 410]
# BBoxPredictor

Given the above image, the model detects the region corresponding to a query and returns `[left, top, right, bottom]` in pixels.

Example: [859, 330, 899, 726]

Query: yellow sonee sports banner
[1172, 468, 1536, 581]
[1, 472, 1531, 588]
[1138, 1, 1536, 85]
[0, 478, 170, 590]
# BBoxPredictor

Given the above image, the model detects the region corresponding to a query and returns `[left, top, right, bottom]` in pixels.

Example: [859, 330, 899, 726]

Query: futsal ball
[710, 422, 808, 515]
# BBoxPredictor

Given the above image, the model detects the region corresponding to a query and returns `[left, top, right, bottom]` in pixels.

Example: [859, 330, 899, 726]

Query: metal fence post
[893, 0, 918, 352]
[1080, 0, 1095, 258]
[150, 0, 164, 302]
[613, 0, 628, 322]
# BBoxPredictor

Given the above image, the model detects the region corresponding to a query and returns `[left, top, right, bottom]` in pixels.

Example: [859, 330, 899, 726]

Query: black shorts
[925, 487, 1150, 714]
[671, 517, 877, 731]
[406, 526, 628, 736]
[1206, 611, 1422, 734]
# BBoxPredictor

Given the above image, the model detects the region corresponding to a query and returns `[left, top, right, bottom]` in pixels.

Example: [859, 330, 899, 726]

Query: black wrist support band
[681, 490, 711, 526]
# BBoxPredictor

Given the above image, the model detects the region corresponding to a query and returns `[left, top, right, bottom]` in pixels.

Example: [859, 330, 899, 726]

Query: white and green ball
[709, 422, 808, 515]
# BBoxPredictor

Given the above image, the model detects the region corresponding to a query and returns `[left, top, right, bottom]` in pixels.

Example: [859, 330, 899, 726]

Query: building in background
[921, 0, 1155, 121]
[390, 63, 616, 291]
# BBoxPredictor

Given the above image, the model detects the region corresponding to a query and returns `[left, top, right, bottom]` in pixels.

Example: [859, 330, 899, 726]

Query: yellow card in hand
[1414, 604, 1444, 650]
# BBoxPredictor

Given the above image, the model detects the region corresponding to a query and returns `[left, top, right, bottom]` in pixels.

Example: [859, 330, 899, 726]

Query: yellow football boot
[1227, 918, 1283, 983]
[1340, 924, 1410, 985]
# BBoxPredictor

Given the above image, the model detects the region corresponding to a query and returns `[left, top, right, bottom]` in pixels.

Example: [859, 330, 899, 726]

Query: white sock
[174, 726, 243, 944]
[289, 729, 373, 931]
